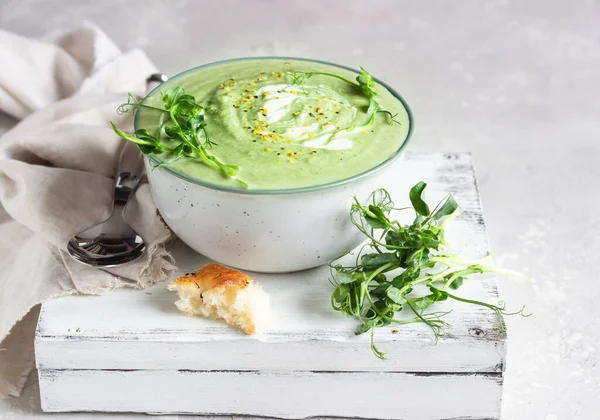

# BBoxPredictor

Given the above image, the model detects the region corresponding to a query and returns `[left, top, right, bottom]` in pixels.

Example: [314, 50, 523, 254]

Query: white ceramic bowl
[139, 58, 414, 273]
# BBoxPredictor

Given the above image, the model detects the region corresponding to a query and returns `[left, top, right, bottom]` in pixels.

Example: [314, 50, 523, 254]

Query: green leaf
[368, 204, 388, 219]
[413, 214, 426, 226]
[412, 295, 436, 311]
[385, 230, 402, 246]
[364, 216, 388, 229]
[335, 271, 358, 284]
[432, 195, 459, 220]
[332, 283, 350, 304]
[392, 267, 420, 288]
[372, 273, 388, 284]
[356, 67, 376, 96]
[418, 229, 441, 249]
[449, 276, 464, 290]
[429, 286, 449, 302]
[405, 248, 426, 266]
[153, 143, 191, 167]
[370, 284, 390, 298]
[364, 204, 390, 229]
[161, 87, 184, 110]
[138, 144, 159, 154]
[409, 182, 431, 217]
[171, 143, 190, 158]
[386, 300, 402, 312]
[133, 128, 159, 141]
[360, 253, 397, 270]
[386, 287, 407, 305]
[391, 273, 409, 288]
[163, 124, 180, 138]
[111, 123, 162, 155]
[367, 97, 381, 115]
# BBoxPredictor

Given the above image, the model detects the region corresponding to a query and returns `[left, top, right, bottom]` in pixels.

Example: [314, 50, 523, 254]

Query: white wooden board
[39, 369, 502, 419]
[36, 152, 506, 418]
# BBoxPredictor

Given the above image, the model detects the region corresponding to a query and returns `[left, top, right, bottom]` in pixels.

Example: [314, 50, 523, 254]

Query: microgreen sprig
[289, 66, 401, 133]
[111, 88, 246, 186]
[330, 182, 529, 358]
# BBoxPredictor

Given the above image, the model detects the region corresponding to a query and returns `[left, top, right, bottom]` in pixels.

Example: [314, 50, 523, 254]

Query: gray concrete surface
[1, 0, 599, 419]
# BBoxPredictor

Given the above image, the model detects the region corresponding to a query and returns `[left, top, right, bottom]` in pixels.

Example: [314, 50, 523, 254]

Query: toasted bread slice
[167, 263, 270, 334]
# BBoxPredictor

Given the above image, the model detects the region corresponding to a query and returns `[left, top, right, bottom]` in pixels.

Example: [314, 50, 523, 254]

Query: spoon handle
[146, 73, 169, 92]
[114, 141, 144, 206]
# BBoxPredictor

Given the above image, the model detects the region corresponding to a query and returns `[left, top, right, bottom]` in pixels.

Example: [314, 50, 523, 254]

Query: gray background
[1, 0, 598, 419]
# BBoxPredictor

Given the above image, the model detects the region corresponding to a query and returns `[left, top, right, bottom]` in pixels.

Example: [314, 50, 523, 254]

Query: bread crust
[171, 263, 252, 291]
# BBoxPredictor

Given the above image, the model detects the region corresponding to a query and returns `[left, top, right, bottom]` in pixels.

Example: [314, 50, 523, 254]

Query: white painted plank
[36, 153, 506, 373]
[38, 369, 502, 419]
[35, 332, 504, 373]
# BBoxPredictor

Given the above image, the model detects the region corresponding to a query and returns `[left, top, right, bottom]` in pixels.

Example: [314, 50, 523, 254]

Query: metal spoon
[67, 73, 168, 267]
[67, 140, 146, 267]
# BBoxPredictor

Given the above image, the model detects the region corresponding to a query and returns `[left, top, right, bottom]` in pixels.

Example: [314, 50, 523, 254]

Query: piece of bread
[167, 263, 270, 334]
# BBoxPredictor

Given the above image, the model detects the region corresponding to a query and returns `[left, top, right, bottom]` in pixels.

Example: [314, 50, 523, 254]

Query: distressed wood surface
[36, 152, 506, 418]
[36, 153, 504, 373]
[39, 369, 502, 419]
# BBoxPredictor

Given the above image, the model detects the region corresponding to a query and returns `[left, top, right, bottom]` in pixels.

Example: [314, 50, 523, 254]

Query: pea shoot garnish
[330, 182, 529, 359]
[111, 87, 246, 187]
[289, 66, 401, 133]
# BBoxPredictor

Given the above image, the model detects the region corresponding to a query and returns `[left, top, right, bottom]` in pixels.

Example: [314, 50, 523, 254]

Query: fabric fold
[0, 23, 176, 398]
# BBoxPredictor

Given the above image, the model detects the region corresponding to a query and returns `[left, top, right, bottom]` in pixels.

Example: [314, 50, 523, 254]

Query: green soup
[136, 58, 412, 190]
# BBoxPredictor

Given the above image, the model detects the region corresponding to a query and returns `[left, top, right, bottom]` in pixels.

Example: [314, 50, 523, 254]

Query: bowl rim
[135, 56, 414, 195]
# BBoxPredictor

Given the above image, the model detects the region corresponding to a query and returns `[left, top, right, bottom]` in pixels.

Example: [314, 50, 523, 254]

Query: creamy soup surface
[136, 58, 410, 189]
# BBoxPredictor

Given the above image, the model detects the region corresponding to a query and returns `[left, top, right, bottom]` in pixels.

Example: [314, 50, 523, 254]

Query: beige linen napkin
[0, 23, 176, 397]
